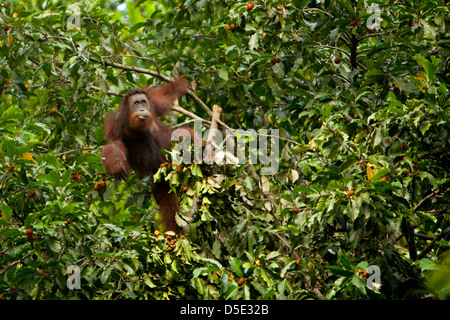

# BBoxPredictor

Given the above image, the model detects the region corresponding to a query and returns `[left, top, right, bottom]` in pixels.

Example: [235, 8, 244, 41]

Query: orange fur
[101, 78, 189, 232]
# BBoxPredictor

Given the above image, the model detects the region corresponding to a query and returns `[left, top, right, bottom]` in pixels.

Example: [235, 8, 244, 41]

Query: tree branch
[204, 104, 222, 163]
[411, 190, 441, 214]
[313, 45, 351, 58]
[358, 30, 396, 41]
[0, 253, 32, 275]
[302, 8, 334, 18]
[418, 228, 450, 260]
[89, 56, 214, 118]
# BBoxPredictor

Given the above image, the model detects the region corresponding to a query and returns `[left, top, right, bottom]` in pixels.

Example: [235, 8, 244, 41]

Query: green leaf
[338, 249, 353, 270]
[281, 260, 297, 278]
[218, 68, 229, 81]
[229, 257, 244, 278]
[337, 0, 357, 17]
[277, 279, 287, 295]
[293, 185, 316, 196]
[361, 69, 385, 86]
[94, 252, 114, 259]
[44, 154, 60, 170]
[370, 167, 390, 181]
[0, 205, 13, 221]
[327, 266, 354, 277]
[266, 251, 281, 261]
[419, 121, 431, 135]
[412, 258, 436, 271]
[3, 138, 16, 157]
[182, 239, 193, 261]
[293, 0, 312, 9]
[352, 274, 367, 294]
[366, 69, 385, 80]
[414, 55, 436, 83]
[355, 261, 369, 270]
[223, 285, 240, 300]
[61, 169, 72, 187]
[143, 274, 156, 288]
[130, 22, 147, 33]
[202, 258, 223, 271]
[316, 195, 329, 212]
[340, 156, 359, 173]
[248, 33, 259, 51]
[24, 211, 46, 228]
[292, 144, 311, 154]
[193, 266, 219, 277]
[101, 265, 114, 284]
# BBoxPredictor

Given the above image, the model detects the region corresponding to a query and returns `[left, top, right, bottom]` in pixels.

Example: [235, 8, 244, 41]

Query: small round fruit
[357, 269, 368, 278]
[226, 24, 235, 31]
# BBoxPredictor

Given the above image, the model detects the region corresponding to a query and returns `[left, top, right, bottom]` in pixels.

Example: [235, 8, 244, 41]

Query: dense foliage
[0, 0, 449, 300]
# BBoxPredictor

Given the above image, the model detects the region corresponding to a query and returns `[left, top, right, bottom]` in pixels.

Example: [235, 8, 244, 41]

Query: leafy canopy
[0, 0, 449, 300]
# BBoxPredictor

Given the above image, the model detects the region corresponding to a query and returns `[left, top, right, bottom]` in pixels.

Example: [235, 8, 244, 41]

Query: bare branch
[411, 190, 441, 214]
[89, 56, 214, 118]
[303, 8, 334, 18]
[204, 104, 222, 163]
[313, 45, 351, 58]
[418, 228, 450, 260]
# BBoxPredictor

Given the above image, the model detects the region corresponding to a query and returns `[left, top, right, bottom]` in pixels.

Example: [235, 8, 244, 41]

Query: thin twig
[411, 190, 440, 214]
[358, 30, 396, 41]
[418, 229, 449, 260]
[303, 8, 334, 18]
[0, 253, 32, 275]
[89, 56, 214, 118]
[313, 45, 351, 58]
[204, 105, 222, 163]
[394, 190, 444, 242]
